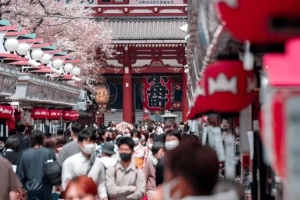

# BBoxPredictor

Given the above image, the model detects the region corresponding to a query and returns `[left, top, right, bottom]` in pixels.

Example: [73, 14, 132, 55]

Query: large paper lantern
[142, 75, 174, 111]
[215, 0, 300, 44]
[188, 60, 255, 119]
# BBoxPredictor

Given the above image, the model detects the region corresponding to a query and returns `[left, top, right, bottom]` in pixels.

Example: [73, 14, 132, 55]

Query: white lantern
[31, 49, 43, 61]
[41, 53, 51, 64]
[16, 43, 30, 56]
[4, 38, 19, 52]
[72, 67, 80, 76]
[64, 63, 73, 73]
[52, 59, 64, 69]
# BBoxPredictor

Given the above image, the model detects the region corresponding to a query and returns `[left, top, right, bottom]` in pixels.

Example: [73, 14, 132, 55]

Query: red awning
[62, 110, 79, 121]
[48, 110, 62, 120]
[0, 105, 14, 119]
[31, 108, 49, 119]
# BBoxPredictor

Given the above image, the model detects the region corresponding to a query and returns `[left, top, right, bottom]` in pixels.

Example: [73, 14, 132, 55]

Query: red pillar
[182, 71, 188, 122]
[122, 46, 133, 123]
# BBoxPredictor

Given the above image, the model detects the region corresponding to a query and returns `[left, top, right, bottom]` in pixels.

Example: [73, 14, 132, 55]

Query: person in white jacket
[88, 142, 117, 200]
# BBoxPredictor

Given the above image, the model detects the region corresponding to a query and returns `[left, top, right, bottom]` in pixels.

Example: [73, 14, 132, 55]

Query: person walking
[144, 142, 164, 199]
[13, 121, 30, 152]
[0, 157, 23, 200]
[89, 142, 117, 200]
[106, 137, 145, 200]
[132, 130, 148, 169]
[61, 128, 97, 191]
[1, 135, 20, 172]
[58, 122, 82, 165]
[17, 130, 57, 200]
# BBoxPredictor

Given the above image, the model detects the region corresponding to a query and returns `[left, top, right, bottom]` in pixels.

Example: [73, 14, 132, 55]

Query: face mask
[119, 153, 132, 162]
[133, 138, 139, 145]
[165, 141, 179, 150]
[148, 143, 153, 149]
[124, 134, 131, 137]
[82, 143, 96, 155]
[107, 137, 113, 142]
[163, 177, 182, 200]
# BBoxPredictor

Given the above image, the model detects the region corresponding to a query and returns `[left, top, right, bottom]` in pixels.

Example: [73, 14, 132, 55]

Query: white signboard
[130, 0, 184, 4]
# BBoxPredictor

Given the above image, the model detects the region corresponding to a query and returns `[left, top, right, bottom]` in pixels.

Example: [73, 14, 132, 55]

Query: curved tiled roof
[107, 18, 187, 40]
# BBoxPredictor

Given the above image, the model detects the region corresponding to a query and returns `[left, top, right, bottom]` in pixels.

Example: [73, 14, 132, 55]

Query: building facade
[92, 0, 188, 124]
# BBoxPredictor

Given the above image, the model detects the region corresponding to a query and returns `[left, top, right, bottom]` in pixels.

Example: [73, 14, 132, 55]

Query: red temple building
[90, 0, 188, 124]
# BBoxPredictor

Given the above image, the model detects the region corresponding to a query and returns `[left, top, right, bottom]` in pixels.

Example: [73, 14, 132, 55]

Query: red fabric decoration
[188, 61, 255, 119]
[215, 0, 300, 44]
[7, 118, 16, 131]
[48, 110, 62, 120]
[142, 75, 173, 111]
[62, 110, 79, 121]
[0, 105, 14, 119]
[31, 109, 49, 119]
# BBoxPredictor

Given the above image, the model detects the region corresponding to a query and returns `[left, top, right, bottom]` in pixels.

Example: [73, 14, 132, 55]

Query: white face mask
[165, 140, 179, 150]
[124, 133, 131, 137]
[82, 143, 96, 155]
[133, 138, 139, 145]
[163, 177, 182, 200]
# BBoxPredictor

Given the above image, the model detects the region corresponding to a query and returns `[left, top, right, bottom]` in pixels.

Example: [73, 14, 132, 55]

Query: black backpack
[44, 151, 62, 186]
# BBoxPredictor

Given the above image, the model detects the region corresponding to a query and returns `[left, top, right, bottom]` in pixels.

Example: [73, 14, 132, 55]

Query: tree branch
[32, 18, 44, 33]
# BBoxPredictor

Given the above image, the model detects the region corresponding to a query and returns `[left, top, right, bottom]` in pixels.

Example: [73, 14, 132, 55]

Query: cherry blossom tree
[1, 0, 113, 80]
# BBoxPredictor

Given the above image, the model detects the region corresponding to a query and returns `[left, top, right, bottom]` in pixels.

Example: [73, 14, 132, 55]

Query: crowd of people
[0, 119, 243, 200]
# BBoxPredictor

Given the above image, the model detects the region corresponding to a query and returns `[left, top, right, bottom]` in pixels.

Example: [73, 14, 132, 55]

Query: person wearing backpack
[106, 137, 145, 200]
[89, 142, 117, 200]
[17, 130, 56, 200]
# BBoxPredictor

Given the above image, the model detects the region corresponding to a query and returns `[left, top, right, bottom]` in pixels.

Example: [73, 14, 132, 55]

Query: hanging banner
[207, 126, 225, 162]
[31, 109, 49, 119]
[142, 75, 174, 111]
[62, 110, 80, 121]
[0, 105, 14, 119]
[225, 135, 236, 179]
[48, 110, 62, 120]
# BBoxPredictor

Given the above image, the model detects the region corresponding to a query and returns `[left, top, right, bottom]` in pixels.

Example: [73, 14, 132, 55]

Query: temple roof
[107, 18, 187, 40]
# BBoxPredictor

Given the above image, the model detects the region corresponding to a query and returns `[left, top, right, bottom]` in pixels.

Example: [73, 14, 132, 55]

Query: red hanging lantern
[188, 61, 255, 119]
[142, 75, 174, 111]
[215, 0, 300, 44]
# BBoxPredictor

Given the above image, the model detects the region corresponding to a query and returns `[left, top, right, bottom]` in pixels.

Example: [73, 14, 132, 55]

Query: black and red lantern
[142, 75, 174, 111]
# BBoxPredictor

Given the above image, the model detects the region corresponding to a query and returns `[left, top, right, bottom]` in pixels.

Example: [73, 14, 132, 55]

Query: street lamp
[64, 63, 73, 73]
[52, 59, 64, 69]
[72, 67, 80, 76]
[41, 53, 51, 64]
[31, 49, 43, 61]
[16, 42, 30, 56]
[4, 38, 19, 52]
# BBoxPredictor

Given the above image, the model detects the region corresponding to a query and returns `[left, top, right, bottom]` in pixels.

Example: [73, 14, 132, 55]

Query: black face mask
[120, 153, 132, 162]
[106, 137, 113, 142]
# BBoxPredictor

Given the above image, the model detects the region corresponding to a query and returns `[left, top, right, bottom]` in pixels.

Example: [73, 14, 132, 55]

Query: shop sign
[62, 110, 80, 121]
[48, 110, 62, 120]
[142, 75, 174, 111]
[31, 109, 49, 119]
[130, 0, 184, 4]
[0, 105, 14, 119]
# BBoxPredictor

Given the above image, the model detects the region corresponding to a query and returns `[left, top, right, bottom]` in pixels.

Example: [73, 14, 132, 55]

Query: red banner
[48, 110, 62, 120]
[62, 110, 79, 121]
[142, 75, 173, 111]
[31, 109, 49, 119]
[0, 105, 14, 119]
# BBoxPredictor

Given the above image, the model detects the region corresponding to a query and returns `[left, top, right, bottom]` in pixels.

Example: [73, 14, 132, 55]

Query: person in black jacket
[17, 130, 56, 200]
[1, 135, 20, 171]
[13, 121, 30, 152]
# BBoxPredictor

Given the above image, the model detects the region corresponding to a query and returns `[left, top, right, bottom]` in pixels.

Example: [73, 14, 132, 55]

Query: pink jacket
[144, 159, 156, 191]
